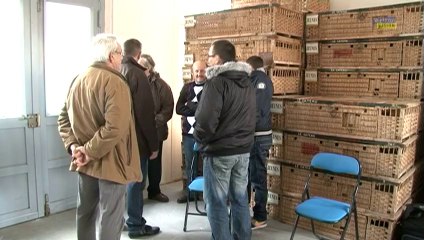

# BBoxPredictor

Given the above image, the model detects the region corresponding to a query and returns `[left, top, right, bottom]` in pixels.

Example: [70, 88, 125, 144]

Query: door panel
[43, 0, 103, 215]
[0, 0, 38, 228]
[0, 0, 104, 228]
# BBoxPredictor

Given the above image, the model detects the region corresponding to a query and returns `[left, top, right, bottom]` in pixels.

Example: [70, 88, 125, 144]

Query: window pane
[45, 2, 92, 116]
[0, 1, 25, 119]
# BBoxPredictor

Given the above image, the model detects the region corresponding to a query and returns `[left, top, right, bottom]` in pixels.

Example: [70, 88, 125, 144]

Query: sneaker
[251, 219, 267, 230]
[128, 225, 160, 238]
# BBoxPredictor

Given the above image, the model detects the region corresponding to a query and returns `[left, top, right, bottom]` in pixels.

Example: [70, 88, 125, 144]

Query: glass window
[45, 2, 92, 116]
[0, 1, 25, 119]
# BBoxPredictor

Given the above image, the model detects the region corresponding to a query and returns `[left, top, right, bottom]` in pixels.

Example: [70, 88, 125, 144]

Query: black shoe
[128, 225, 160, 238]
[177, 194, 195, 204]
[148, 193, 169, 202]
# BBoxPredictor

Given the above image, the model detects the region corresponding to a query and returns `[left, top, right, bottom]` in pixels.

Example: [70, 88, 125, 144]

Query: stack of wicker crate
[267, 2, 424, 240]
[183, 4, 305, 95]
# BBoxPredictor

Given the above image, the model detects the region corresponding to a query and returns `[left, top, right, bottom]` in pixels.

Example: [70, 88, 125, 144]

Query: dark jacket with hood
[193, 61, 256, 156]
[121, 56, 159, 157]
[250, 69, 273, 135]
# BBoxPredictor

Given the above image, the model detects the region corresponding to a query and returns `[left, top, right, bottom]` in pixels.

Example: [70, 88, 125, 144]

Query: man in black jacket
[246, 56, 273, 230]
[120, 39, 160, 238]
[194, 40, 255, 240]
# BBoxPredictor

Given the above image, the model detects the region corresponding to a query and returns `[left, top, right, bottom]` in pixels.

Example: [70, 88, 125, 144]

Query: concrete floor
[0, 181, 315, 240]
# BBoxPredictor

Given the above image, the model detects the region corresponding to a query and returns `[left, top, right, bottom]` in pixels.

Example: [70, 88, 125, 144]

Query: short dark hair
[211, 40, 235, 63]
[246, 56, 264, 70]
[123, 39, 141, 57]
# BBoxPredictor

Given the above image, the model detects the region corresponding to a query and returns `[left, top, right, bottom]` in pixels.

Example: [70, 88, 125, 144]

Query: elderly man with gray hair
[58, 33, 141, 240]
[138, 54, 174, 203]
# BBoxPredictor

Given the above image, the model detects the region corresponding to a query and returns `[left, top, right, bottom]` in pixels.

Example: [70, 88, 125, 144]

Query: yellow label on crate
[376, 23, 397, 30]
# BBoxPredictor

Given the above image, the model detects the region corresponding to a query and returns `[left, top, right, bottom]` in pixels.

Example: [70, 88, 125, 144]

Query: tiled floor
[0, 181, 315, 240]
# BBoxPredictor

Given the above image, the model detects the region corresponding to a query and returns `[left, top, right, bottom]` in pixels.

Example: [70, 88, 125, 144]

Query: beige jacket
[58, 63, 141, 184]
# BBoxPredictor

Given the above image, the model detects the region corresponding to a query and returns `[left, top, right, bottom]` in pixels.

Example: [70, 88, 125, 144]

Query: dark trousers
[126, 155, 148, 231]
[147, 141, 163, 197]
[248, 134, 272, 222]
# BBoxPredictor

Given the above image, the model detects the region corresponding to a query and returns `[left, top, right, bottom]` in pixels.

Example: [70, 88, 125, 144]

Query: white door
[42, 0, 104, 214]
[0, 0, 103, 228]
[0, 0, 40, 228]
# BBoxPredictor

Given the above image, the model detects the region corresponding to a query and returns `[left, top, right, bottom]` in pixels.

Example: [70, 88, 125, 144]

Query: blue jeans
[249, 135, 272, 222]
[183, 135, 197, 183]
[126, 155, 148, 231]
[203, 153, 251, 240]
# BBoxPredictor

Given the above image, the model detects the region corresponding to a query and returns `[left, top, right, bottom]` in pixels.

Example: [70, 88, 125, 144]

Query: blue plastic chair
[183, 142, 206, 232]
[290, 152, 362, 240]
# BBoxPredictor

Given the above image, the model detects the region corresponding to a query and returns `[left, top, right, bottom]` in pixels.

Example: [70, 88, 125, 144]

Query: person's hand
[149, 151, 158, 160]
[72, 146, 92, 167]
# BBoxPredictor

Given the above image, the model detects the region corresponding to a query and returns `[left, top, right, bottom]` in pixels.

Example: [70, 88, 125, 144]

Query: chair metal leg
[340, 211, 353, 240]
[353, 208, 359, 240]
[183, 190, 190, 232]
[311, 219, 322, 239]
[290, 215, 300, 240]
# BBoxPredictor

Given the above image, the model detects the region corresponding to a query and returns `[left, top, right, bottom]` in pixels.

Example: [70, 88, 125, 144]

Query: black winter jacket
[121, 56, 159, 157]
[194, 61, 256, 156]
[250, 69, 273, 134]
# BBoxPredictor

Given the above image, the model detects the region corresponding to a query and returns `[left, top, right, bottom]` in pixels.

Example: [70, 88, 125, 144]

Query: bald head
[192, 61, 207, 84]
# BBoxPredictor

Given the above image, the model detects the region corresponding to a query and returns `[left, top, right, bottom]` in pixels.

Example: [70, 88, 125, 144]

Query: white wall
[330, 0, 420, 10]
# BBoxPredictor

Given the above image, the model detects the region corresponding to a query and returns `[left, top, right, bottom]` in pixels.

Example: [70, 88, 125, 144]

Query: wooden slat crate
[304, 70, 399, 98]
[231, 0, 329, 12]
[306, 2, 423, 40]
[269, 66, 302, 94]
[283, 131, 417, 178]
[270, 130, 284, 159]
[271, 95, 302, 130]
[402, 3, 424, 35]
[399, 70, 424, 99]
[267, 160, 282, 193]
[271, 96, 284, 130]
[304, 70, 424, 99]
[284, 96, 421, 142]
[280, 164, 415, 218]
[306, 38, 424, 68]
[280, 195, 403, 240]
[185, 35, 302, 66]
[185, 4, 303, 41]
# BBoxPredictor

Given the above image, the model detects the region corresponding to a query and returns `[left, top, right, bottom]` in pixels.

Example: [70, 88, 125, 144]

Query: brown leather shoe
[148, 193, 169, 202]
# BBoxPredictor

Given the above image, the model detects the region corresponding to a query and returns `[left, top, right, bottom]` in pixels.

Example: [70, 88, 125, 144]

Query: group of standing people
[58, 33, 273, 240]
